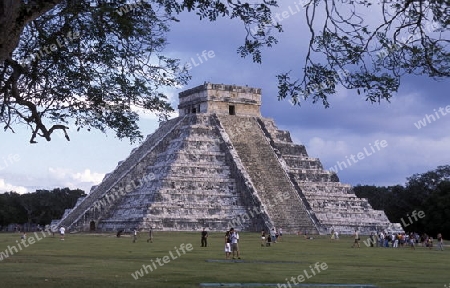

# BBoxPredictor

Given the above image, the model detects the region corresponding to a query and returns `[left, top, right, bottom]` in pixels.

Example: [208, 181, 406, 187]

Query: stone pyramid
[56, 83, 403, 234]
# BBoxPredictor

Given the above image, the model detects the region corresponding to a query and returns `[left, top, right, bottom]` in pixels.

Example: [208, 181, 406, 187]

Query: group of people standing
[260, 227, 283, 246]
[224, 228, 240, 259]
[200, 227, 241, 259]
[131, 227, 153, 243]
[351, 229, 445, 250]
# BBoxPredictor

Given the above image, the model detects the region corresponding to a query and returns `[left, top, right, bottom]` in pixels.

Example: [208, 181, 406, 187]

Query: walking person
[278, 227, 283, 242]
[437, 233, 444, 251]
[132, 228, 138, 243]
[409, 232, 416, 250]
[201, 228, 208, 247]
[146, 227, 153, 243]
[260, 230, 266, 247]
[270, 227, 276, 243]
[351, 229, 360, 248]
[393, 233, 399, 248]
[59, 226, 65, 241]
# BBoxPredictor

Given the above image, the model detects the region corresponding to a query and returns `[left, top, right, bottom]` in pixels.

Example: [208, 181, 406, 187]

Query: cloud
[293, 130, 450, 186]
[0, 178, 28, 194]
[48, 167, 105, 191]
[72, 169, 105, 184]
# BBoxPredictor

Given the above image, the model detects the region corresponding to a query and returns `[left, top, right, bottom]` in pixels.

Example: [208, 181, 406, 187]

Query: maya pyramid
[55, 83, 403, 234]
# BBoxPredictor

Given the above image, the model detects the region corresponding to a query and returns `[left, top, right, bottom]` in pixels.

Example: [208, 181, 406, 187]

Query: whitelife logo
[414, 105, 450, 130]
[131, 243, 193, 280]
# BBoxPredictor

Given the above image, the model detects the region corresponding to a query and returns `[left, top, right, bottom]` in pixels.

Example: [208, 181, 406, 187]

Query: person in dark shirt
[201, 228, 208, 247]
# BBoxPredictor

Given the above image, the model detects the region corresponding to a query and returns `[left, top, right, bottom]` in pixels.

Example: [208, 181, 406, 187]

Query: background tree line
[354, 165, 450, 238]
[0, 188, 85, 231]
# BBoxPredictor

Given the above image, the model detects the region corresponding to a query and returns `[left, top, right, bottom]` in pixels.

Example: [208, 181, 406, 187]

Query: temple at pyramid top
[178, 82, 262, 116]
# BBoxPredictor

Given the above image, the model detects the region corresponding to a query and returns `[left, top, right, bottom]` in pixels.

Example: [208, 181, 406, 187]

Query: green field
[0, 231, 448, 288]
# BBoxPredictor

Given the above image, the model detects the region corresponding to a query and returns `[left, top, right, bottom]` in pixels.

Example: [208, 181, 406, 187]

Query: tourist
[437, 233, 444, 251]
[409, 232, 416, 250]
[260, 230, 266, 247]
[267, 230, 272, 246]
[369, 232, 375, 247]
[391, 233, 396, 247]
[384, 233, 390, 247]
[59, 226, 65, 241]
[351, 229, 360, 248]
[132, 228, 138, 243]
[393, 233, 399, 248]
[224, 230, 231, 259]
[428, 237, 434, 249]
[420, 233, 427, 247]
[378, 231, 384, 247]
[201, 228, 208, 247]
[400, 233, 406, 247]
[230, 228, 240, 259]
[330, 228, 339, 240]
[270, 227, 276, 243]
[146, 227, 153, 243]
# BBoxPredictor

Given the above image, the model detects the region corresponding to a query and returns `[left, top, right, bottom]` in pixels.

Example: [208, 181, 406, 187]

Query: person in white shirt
[229, 228, 240, 259]
[270, 227, 276, 243]
[59, 226, 65, 240]
[132, 228, 138, 243]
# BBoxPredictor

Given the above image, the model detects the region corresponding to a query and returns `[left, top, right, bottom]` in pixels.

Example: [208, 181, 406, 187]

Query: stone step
[217, 115, 318, 234]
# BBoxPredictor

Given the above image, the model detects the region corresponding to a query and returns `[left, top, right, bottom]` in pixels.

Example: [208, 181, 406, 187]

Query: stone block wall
[178, 83, 261, 117]
[95, 114, 259, 232]
[56, 116, 185, 230]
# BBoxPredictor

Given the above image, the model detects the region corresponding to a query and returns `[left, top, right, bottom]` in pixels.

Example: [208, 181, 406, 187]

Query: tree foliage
[1, 1, 448, 143]
[422, 181, 450, 237]
[354, 165, 450, 238]
[0, 192, 27, 226]
[0, 0, 279, 143]
[277, 0, 449, 107]
[0, 188, 85, 229]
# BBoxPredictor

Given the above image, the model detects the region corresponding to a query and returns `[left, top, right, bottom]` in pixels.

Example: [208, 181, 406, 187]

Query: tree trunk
[0, 0, 23, 62]
[0, 0, 62, 62]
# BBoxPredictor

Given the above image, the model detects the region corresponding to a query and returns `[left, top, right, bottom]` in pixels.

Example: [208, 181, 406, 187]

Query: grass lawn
[0, 231, 448, 288]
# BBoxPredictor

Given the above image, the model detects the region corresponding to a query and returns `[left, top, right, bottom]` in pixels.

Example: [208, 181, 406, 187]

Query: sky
[1, 1, 449, 194]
